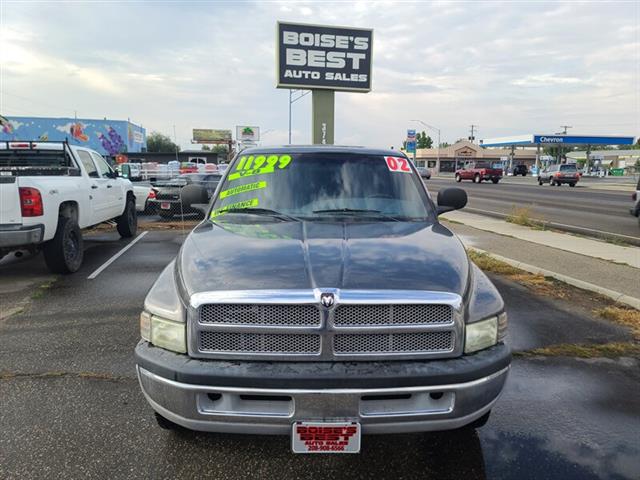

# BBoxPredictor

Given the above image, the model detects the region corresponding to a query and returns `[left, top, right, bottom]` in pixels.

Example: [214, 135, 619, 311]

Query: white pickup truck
[0, 141, 137, 273]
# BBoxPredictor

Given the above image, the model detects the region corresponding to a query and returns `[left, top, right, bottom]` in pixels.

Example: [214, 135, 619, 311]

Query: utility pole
[556, 126, 572, 163]
[411, 120, 441, 175]
[469, 124, 478, 143]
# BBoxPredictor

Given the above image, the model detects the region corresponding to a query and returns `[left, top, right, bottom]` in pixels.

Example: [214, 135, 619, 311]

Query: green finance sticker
[210, 198, 259, 219]
[228, 154, 292, 181]
[219, 181, 267, 199]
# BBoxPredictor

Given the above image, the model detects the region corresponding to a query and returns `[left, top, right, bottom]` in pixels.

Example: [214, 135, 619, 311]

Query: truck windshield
[210, 152, 434, 222]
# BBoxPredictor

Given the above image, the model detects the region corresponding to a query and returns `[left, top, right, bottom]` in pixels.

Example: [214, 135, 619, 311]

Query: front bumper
[0, 223, 44, 248]
[135, 341, 510, 434]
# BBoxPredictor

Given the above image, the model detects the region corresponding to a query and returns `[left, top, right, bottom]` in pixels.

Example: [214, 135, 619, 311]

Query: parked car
[512, 164, 528, 176]
[630, 177, 640, 227]
[148, 173, 222, 219]
[0, 140, 136, 273]
[135, 146, 510, 452]
[416, 166, 432, 180]
[538, 164, 580, 187]
[132, 183, 154, 214]
[455, 162, 503, 184]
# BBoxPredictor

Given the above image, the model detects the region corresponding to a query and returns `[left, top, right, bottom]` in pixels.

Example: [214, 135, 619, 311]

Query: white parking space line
[87, 231, 148, 280]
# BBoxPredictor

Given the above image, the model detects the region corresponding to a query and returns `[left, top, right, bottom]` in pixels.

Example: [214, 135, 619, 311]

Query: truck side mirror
[437, 188, 467, 215]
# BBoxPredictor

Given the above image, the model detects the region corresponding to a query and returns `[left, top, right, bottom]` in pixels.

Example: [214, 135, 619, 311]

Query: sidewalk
[442, 211, 640, 268]
[440, 215, 640, 307]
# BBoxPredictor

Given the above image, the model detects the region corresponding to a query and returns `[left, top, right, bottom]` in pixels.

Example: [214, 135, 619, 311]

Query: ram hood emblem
[320, 293, 335, 308]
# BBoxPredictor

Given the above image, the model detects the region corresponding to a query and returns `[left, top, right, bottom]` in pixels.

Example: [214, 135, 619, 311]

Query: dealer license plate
[291, 421, 361, 454]
[160, 202, 171, 210]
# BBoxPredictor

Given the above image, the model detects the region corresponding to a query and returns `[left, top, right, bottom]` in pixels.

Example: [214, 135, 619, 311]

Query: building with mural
[0, 115, 146, 157]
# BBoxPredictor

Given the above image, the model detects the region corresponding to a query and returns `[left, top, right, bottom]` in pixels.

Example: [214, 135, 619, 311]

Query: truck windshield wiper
[219, 207, 301, 222]
[312, 208, 403, 222]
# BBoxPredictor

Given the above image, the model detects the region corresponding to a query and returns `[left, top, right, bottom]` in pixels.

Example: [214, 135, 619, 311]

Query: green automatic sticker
[219, 181, 267, 199]
[210, 198, 259, 218]
[228, 154, 292, 181]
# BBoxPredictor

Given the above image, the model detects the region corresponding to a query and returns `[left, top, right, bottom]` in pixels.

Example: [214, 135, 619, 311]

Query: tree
[416, 131, 433, 149]
[211, 145, 229, 154]
[201, 145, 211, 151]
[146, 131, 180, 153]
[440, 142, 450, 148]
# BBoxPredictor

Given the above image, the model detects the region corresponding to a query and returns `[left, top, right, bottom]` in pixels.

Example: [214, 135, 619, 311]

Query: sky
[1, 0, 638, 149]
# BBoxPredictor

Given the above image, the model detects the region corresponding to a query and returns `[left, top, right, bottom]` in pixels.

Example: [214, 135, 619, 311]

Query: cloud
[511, 74, 588, 87]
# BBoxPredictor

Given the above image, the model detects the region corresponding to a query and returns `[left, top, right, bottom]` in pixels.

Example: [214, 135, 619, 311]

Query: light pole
[411, 119, 441, 173]
[288, 90, 310, 144]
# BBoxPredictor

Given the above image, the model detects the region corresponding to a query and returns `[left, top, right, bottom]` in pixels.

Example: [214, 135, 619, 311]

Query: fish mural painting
[69, 122, 89, 142]
[0, 116, 146, 156]
[0, 115, 14, 135]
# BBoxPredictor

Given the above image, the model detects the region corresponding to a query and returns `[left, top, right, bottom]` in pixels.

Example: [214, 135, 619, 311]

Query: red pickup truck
[455, 162, 503, 184]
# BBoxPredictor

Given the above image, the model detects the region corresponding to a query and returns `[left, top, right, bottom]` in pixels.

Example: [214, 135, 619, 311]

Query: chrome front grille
[199, 331, 321, 354]
[334, 331, 454, 355]
[334, 304, 452, 327]
[200, 304, 321, 327]
[188, 290, 463, 361]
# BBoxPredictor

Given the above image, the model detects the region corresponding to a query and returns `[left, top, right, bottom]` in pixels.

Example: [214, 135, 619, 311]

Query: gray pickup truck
[135, 146, 510, 454]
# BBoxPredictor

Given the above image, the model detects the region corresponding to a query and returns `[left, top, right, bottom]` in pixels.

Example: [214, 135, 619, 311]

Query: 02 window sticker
[384, 156, 411, 173]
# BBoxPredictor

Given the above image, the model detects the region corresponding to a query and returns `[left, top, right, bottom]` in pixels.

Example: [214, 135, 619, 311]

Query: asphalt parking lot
[1, 227, 639, 480]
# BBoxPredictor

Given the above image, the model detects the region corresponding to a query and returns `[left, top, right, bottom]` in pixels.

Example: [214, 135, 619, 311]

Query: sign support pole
[312, 90, 335, 145]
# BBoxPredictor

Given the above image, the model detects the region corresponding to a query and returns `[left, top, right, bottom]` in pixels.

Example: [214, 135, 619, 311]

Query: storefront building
[409, 140, 537, 174]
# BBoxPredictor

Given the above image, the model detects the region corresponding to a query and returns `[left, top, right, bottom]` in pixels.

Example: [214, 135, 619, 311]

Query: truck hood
[177, 220, 470, 298]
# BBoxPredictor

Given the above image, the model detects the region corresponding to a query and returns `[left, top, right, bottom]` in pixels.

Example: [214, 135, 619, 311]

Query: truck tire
[474, 174, 481, 183]
[117, 197, 137, 238]
[154, 412, 180, 430]
[455, 174, 462, 183]
[491, 178, 500, 184]
[43, 216, 84, 274]
[569, 182, 576, 187]
[466, 410, 491, 429]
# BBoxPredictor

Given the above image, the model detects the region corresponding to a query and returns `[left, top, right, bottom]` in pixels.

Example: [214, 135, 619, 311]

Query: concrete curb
[468, 247, 640, 311]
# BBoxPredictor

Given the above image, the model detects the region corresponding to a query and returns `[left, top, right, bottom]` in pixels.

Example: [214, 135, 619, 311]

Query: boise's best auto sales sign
[277, 22, 373, 92]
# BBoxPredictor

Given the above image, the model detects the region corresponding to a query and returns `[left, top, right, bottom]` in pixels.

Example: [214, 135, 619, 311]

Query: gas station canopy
[479, 134, 635, 148]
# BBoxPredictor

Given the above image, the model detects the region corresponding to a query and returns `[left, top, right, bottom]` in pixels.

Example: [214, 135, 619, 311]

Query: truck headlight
[139, 260, 187, 354]
[465, 312, 507, 354]
[140, 311, 186, 353]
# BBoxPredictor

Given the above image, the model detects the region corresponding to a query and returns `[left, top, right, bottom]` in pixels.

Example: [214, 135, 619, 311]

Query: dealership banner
[192, 129, 232, 144]
[276, 22, 373, 92]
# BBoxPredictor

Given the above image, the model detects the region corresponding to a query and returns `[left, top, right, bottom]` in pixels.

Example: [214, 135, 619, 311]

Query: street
[1, 229, 638, 480]
[426, 177, 639, 240]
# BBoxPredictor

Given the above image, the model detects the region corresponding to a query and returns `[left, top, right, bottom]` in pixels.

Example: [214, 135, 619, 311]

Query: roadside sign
[192, 129, 232, 144]
[276, 22, 373, 92]
[236, 126, 260, 142]
[405, 140, 416, 153]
